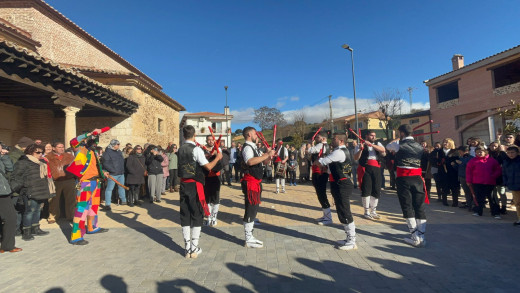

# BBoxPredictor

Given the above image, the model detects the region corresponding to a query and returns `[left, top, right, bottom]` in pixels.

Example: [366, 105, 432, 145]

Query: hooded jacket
[466, 155, 501, 185]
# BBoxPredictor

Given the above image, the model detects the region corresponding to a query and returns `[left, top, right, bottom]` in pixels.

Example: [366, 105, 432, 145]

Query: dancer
[308, 131, 332, 225]
[386, 125, 427, 247]
[273, 138, 288, 194]
[203, 135, 223, 227]
[315, 133, 357, 250]
[241, 127, 274, 248]
[353, 130, 386, 220]
[178, 126, 222, 258]
[67, 128, 110, 245]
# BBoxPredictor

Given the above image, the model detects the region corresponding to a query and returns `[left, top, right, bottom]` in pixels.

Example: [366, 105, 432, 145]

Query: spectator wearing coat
[0, 144, 21, 253]
[145, 145, 164, 203]
[167, 145, 179, 192]
[503, 146, 520, 225]
[125, 145, 146, 207]
[102, 139, 127, 210]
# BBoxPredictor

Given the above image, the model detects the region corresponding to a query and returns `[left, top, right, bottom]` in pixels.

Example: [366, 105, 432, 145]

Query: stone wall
[0, 1, 129, 72]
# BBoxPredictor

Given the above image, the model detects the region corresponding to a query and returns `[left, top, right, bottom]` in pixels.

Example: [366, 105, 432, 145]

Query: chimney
[224, 106, 230, 116]
[452, 54, 464, 70]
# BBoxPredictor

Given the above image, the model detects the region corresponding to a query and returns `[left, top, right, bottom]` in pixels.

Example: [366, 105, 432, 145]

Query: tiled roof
[0, 17, 41, 48]
[0, 39, 138, 114]
[33, 0, 162, 90]
[425, 44, 520, 85]
[185, 112, 226, 117]
[399, 109, 430, 119]
[338, 110, 386, 121]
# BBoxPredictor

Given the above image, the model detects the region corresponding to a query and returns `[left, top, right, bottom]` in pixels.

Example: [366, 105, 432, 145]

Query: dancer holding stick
[308, 130, 332, 225]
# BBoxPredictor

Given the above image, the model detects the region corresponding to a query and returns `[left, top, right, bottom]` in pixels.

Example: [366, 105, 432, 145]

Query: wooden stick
[311, 127, 323, 141]
[413, 120, 433, 131]
[412, 131, 439, 137]
[106, 174, 129, 190]
[256, 131, 270, 149]
[272, 125, 277, 149]
[348, 128, 366, 144]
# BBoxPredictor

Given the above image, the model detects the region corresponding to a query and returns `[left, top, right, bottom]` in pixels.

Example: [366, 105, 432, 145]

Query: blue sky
[47, 0, 520, 130]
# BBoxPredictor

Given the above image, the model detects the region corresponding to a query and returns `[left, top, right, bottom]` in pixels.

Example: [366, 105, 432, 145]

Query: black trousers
[433, 173, 442, 199]
[233, 163, 242, 182]
[473, 184, 500, 216]
[204, 176, 221, 205]
[127, 184, 141, 203]
[312, 173, 330, 209]
[330, 179, 354, 224]
[441, 181, 460, 206]
[179, 181, 203, 227]
[361, 165, 381, 198]
[396, 176, 426, 219]
[0, 195, 16, 251]
[241, 181, 262, 223]
[169, 169, 178, 188]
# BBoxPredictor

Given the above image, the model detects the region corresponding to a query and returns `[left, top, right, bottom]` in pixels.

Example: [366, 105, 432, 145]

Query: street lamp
[342, 44, 359, 142]
[224, 85, 229, 146]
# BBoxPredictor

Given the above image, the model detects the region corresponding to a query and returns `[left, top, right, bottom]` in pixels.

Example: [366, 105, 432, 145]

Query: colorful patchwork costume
[66, 132, 107, 244]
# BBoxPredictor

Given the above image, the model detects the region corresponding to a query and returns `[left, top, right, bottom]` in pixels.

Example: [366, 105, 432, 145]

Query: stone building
[424, 47, 520, 145]
[0, 0, 184, 147]
[179, 110, 233, 146]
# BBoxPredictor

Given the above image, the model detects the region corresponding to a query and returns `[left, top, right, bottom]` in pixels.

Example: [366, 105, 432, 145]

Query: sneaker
[472, 213, 481, 217]
[404, 237, 425, 248]
[370, 213, 381, 220]
[190, 246, 202, 258]
[363, 213, 374, 220]
[317, 219, 333, 226]
[282, 189, 286, 193]
[102, 206, 112, 212]
[494, 215, 502, 220]
[275, 189, 279, 194]
[316, 216, 326, 222]
[338, 239, 357, 251]
[245, 236, 264, 248]
[513, 221, 520, 226]
[71, 239, 89, 245]
[294, 183, 297, 186]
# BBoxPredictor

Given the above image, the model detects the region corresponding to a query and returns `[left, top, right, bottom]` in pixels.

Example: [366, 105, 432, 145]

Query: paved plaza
[1, 176, 519, 293]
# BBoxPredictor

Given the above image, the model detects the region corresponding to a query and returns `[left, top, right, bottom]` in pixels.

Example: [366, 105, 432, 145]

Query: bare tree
[373, 88, 404, 140]
[291, 110, 307, 147]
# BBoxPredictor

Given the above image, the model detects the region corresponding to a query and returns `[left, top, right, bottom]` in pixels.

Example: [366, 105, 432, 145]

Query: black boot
[442, 193, 449, 206]
[128, 192, 134, 207]
[31, 225, 50, 236]
[22, 227, 34, 241]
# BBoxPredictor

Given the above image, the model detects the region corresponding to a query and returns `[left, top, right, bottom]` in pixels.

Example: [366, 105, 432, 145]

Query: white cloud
[290, 96, 300, 102]
[231, 96, 430, 126]
[230, 107, 255, 124]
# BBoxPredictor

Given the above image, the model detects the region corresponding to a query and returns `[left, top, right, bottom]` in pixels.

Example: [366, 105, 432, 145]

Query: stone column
[63, 106, 81, 145]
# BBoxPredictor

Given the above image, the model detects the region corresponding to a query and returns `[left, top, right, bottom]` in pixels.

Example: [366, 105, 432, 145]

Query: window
[436, 81, 459, 103]
[158, 118, 163, 133]
[493, 58, 520, 88]
[211, 122, 222, 133]
[410, 119, 420, 125]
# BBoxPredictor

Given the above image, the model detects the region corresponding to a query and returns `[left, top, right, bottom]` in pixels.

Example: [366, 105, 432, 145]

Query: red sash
[181, 178, 210, 216]
[329, 173, 347, 182]
[356, 165, 364, 190]
[312, 165, 322, 174]
[207, 171, 221, 177]
[366, 159, 380, 168]
[396, 167, 429, 204]
[241, 173, 262, 205]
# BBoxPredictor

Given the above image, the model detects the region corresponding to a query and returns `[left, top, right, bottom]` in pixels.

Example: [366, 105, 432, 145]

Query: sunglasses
[34, 151, 43, 154]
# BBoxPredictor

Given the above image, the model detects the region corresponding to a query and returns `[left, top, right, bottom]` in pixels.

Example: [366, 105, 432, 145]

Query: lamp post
[224, 85, 229, 146]
[342, 44, 359, 142]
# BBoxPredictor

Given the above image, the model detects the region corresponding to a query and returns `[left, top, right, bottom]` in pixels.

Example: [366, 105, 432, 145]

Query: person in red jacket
[466, 146, 502, 218]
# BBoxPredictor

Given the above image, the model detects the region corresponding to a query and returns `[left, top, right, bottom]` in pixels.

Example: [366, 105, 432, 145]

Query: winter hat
[109, 139, 120, 149]
[17, 136, 34, 148]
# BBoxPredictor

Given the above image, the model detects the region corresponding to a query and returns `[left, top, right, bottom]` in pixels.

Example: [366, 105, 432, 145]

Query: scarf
[26, 155, 56, 195]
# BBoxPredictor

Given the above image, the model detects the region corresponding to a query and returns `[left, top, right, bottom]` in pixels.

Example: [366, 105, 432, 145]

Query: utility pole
[328, 95, 333, 136]
[407, 87, 416, 113]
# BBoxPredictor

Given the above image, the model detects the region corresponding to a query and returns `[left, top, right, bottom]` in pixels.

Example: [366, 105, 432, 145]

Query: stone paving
[1, 175, 519, 293]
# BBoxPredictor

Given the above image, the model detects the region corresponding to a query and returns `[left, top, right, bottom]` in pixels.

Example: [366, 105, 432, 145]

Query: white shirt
[186, 141, 209, 166]
[229, 147, 237, 163]
[277, 146, 289, 159]
[242, 141, 258, 164]
[355, 141, 384, 159]
[308, 143, 327, 154]
[386, 136, 414, 153]
[319, 145, 347, 173]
